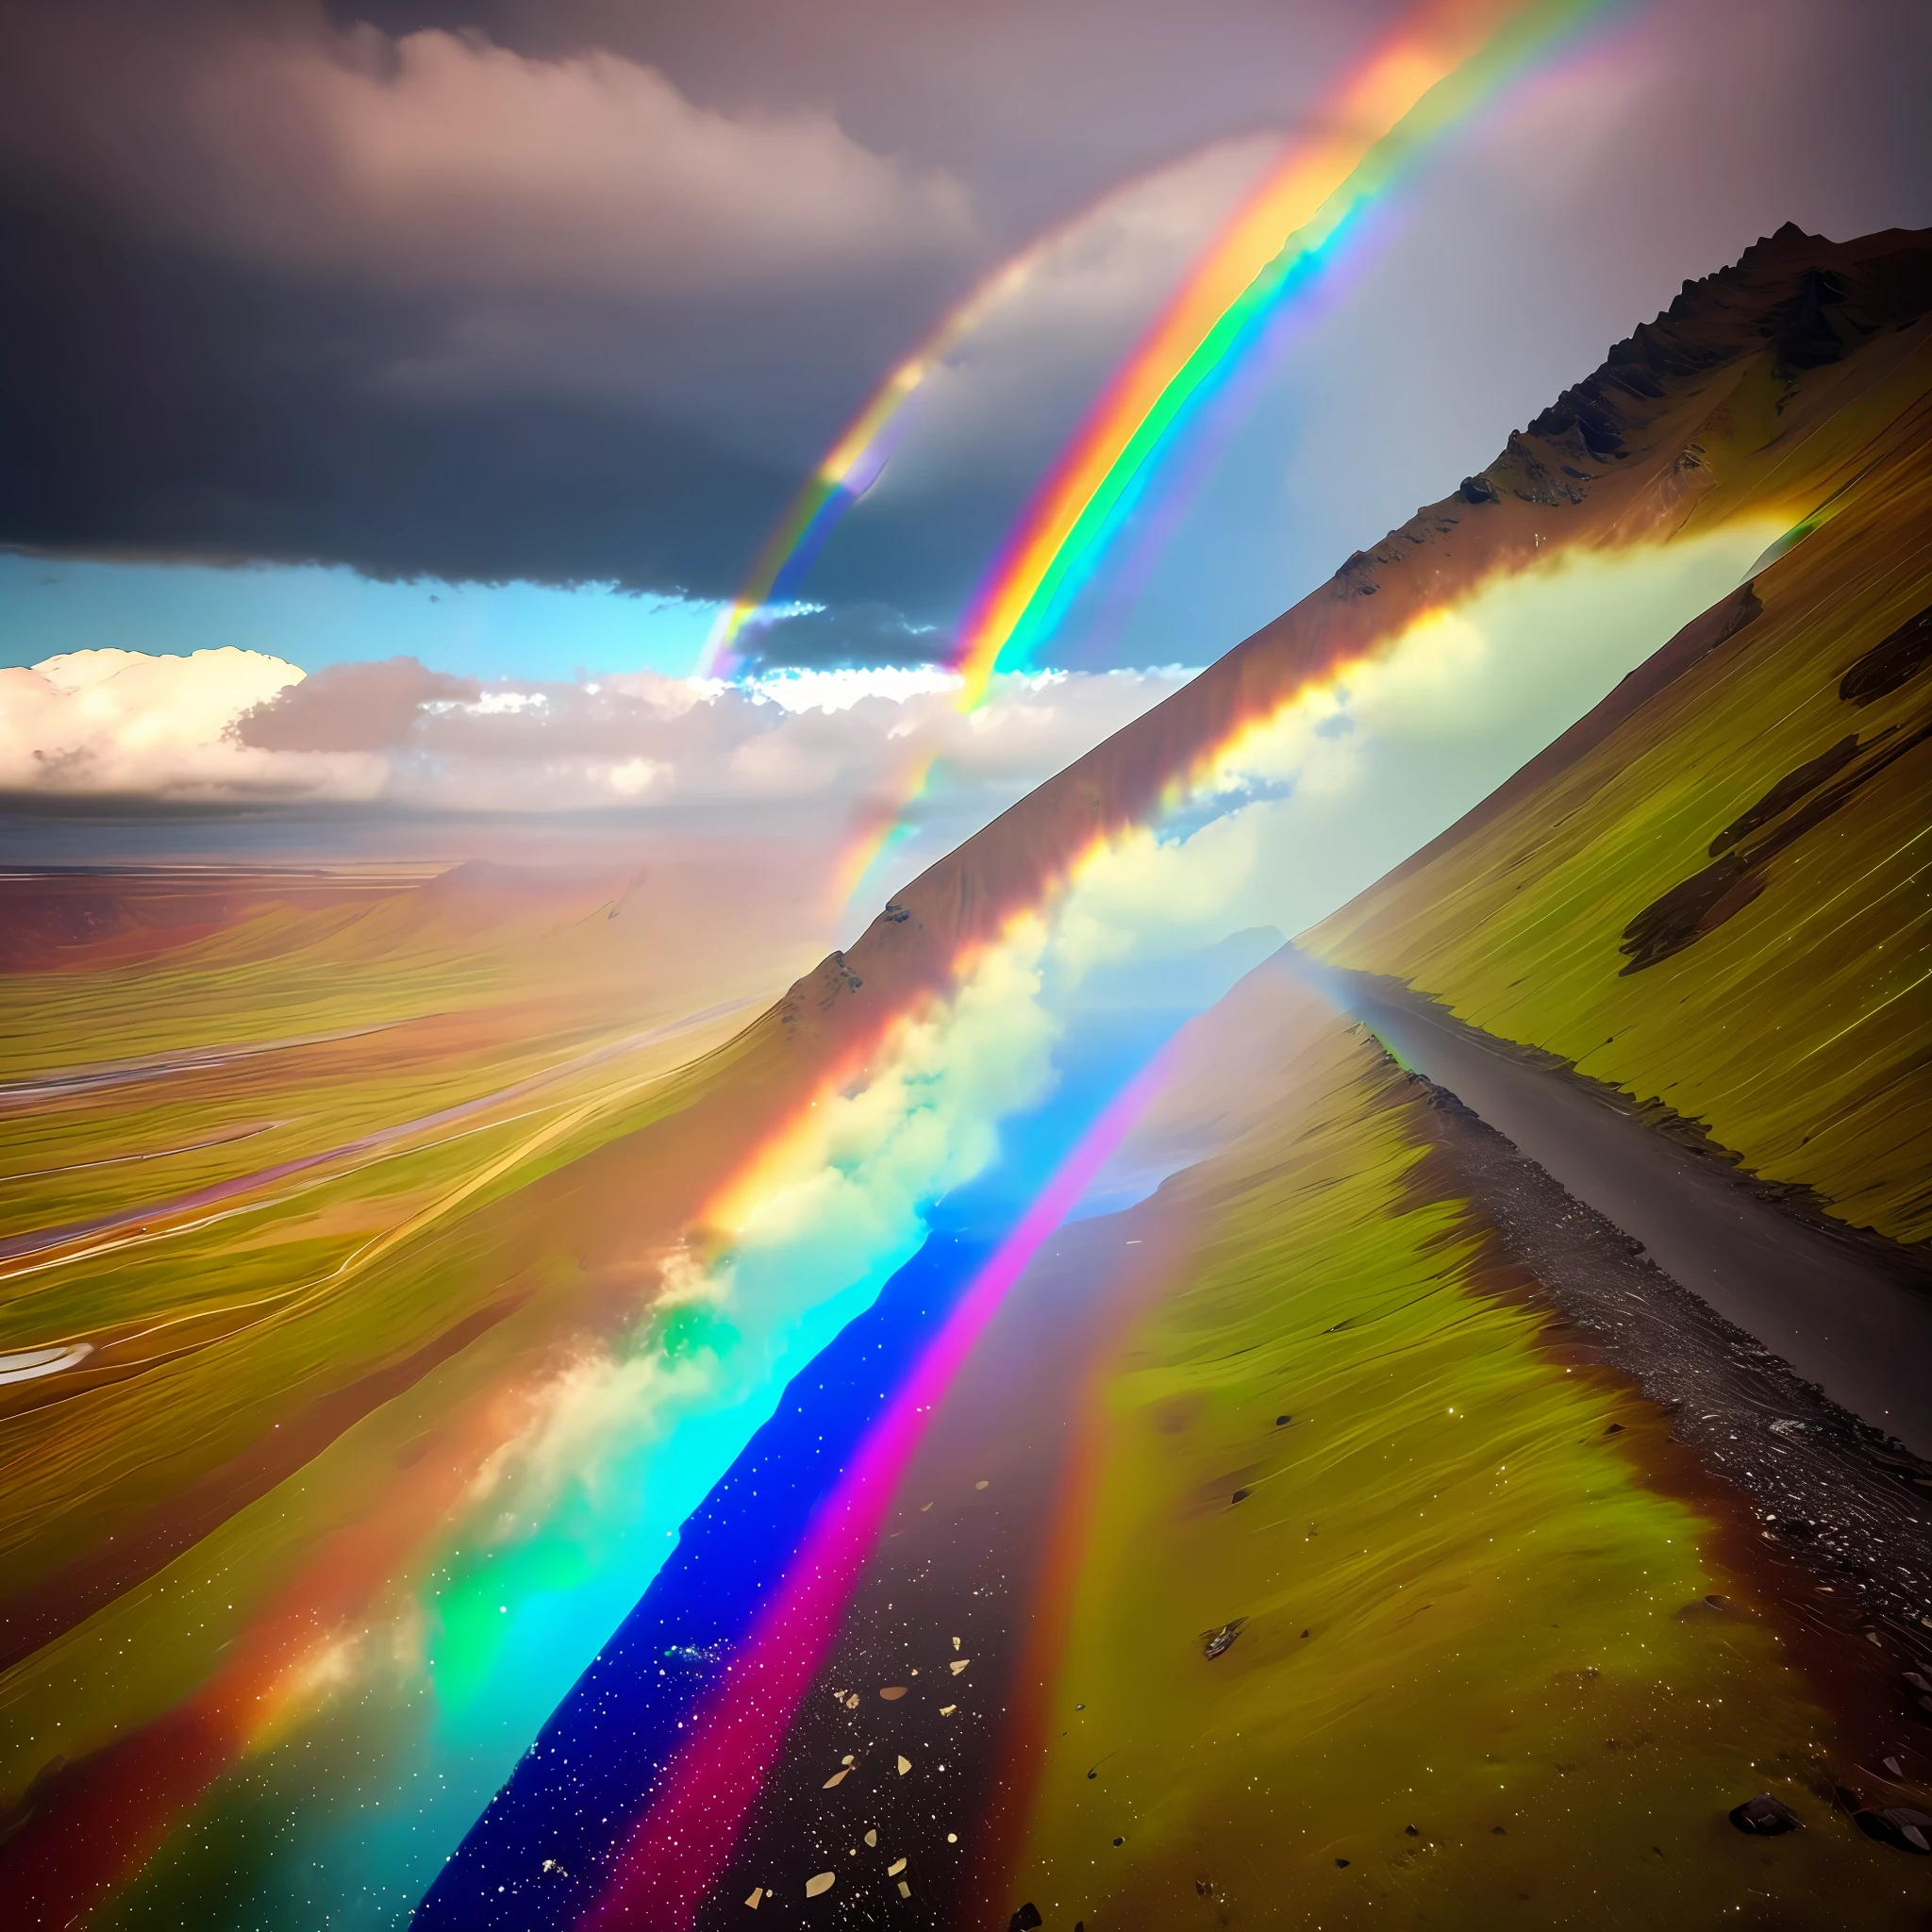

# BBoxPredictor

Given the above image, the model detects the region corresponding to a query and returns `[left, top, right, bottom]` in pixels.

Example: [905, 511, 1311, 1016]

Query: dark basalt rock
[1527, 380, 1628, 460]
[1776, 267, 1854, 371]
[1854, 1807, 1932, 1854]
[1008, 1905, 1043, 1931]
[1729, 1792, 1802, 1836]
[1458, 474, 1499, 504]
[1203, 1618, 1245, 1659]
[1840, 604, 1932, 705]
[1620, 855, 1762, 973]
[1709, 735, 1863, 855]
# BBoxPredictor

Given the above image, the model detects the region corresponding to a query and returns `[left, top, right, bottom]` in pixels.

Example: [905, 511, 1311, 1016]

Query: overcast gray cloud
[0, 0, 1926, 670]
[0, 648, 1192, 886]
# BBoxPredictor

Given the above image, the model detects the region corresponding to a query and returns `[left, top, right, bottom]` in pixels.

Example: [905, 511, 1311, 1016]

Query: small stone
[896, 1756, 911, 1775]
[1728, 1793, 1801, 1836]
[1405, 1824, 1418, 1836]
[1335, 1857, 1351, 1868]
[888, 1857, 906, 1875]
[1203, 1620, 1244, 1659]
[1008, 1906, 1043, 1931]
[744, 1887, 763, 1909]
[806, 1873, 836, 1898]
[880, 1686, 908, 1700]
[1112, 1837, 1124, 1847]
[865, 1830, 877, 1847]
[1856, 1807, 1932, 1854]
[822, 1769, 849, 1789]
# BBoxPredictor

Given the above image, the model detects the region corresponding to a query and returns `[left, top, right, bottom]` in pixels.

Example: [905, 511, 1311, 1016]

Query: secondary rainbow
[695, 145, 1257, 682]
[948, 0, 1619, 704]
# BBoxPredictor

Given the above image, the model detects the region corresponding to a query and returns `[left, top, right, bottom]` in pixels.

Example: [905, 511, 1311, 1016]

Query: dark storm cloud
[0, 173, 813, 596]
[734, 603, 953, 674]
[2, 0, 1929, 664]
[0, 0, 1391, 620]
[0, 0, 997, 601]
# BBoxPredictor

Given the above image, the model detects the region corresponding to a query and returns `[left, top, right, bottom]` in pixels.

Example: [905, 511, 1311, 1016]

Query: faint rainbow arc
[581, 1046, 1175, 1929]
[693, 143, 1262, 683]
[947, 0, 1620, 704]
[821, 0, 1618, 918]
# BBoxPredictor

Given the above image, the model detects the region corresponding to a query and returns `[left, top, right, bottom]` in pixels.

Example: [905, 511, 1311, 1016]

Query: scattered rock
[806, 1872, 836, 1898]
[1335, 1857, 1351, 1868]
[1729, 1793, 1802, 1836]
[1405, 1824, 1418, 1837]
[1841, 604, 1932, 704]
[896, 1756, 911, 1776]
[744, 1886, 764, 1909]
[1231, 1488, 1251, 1504]
[1855, 1807, 1932, 1854]
[1276, 1414, 1291, 1426]
[1203, 1620, 1245, 1659]
[888, 1857, 907, 1875]
[1008, 1906, 1043, 1931]
[1677, 1594, 1728, 1621]
[822, 1769, 849, 1789]
[1459, 475, 1500, 505]
[880, 1686, 908, 1700]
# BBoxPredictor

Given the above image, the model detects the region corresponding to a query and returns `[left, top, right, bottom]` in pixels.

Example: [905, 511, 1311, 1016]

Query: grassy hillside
[1304, 286, 1932, 1244]
[1009, 991, 1924, 1927]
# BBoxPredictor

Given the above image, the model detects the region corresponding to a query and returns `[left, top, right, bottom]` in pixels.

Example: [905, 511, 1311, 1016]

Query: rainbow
[692, 251, 1039, 680]
[581, 1048, 1175, 1928]
[949, 0, 1617, 704]
[693, 147, 1255, 682]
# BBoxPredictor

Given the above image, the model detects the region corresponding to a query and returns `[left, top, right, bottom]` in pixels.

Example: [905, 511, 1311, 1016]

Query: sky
[0, 0, 1927, 827]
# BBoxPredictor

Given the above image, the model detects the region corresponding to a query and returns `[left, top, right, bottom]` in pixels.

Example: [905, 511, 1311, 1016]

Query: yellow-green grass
[0, 1011, 768, 1595]
[1010, 1013, 1923, 1927]
[0, 868, 814, 1625]
[1304, 336, 1932, 1242]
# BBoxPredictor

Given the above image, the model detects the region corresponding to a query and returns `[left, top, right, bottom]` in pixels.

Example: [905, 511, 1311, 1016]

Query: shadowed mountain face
[770, 222, 1932, 1063]
[6, 225, 1932, 1932]
[1302, 232, 1932, 1245]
